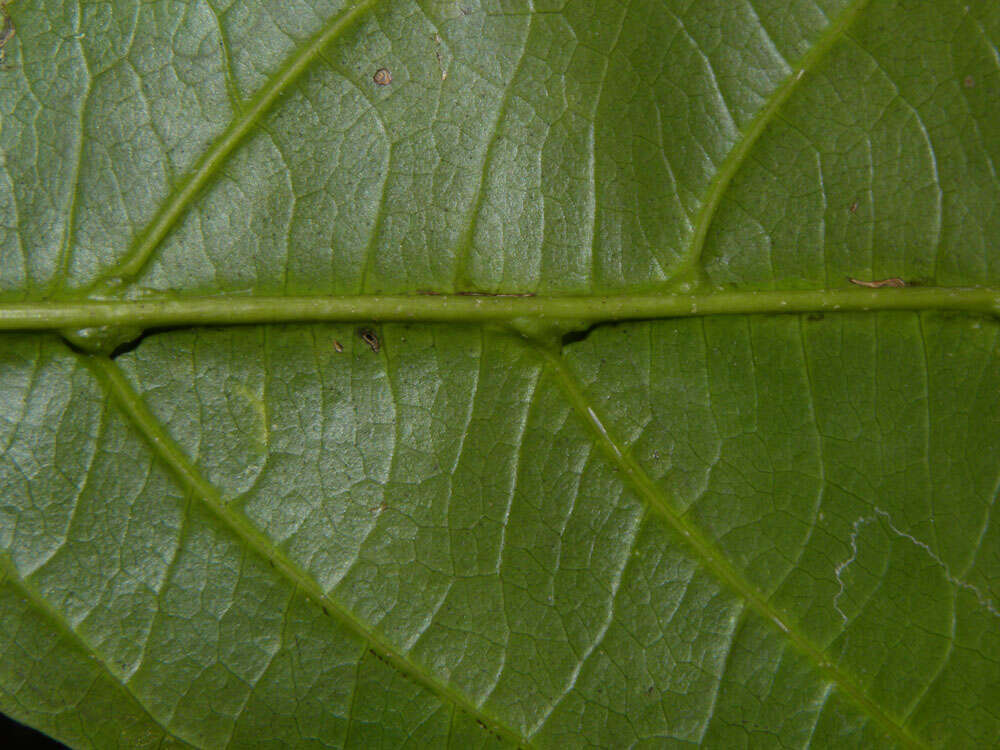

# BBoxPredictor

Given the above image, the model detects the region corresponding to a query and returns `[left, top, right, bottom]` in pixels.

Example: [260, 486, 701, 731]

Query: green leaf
[1, 0, 999, 748]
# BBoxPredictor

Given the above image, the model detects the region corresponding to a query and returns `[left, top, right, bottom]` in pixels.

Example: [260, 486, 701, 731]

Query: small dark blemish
[0, 5, 14, 69]
[373, 67, 392, 86]
[848, 277, 905, 289]
[964, 75, 975, 88]
[849, 200, 858, 214]
[333, 340, 344, 353]
[358, 327, 380, 353]
[807, 313, 824, 322]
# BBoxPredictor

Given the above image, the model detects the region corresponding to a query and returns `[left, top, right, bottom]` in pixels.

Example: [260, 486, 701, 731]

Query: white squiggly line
[833, 507, 999, 624]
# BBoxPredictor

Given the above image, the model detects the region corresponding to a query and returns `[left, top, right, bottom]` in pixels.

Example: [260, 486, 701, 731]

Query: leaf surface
[1, 0, 999, 748]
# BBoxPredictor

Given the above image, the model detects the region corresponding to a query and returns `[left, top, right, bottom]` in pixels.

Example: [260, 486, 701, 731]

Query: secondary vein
[682, 0, 872, 272]
[0, 554, 199, 749]
[537, 347, 928, 750]
[84, 355, 531, 750]
[84, 0, 381, 296]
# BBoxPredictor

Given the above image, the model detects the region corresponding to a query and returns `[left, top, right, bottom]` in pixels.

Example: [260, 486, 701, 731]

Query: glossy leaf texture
[1, 0, 999, 748]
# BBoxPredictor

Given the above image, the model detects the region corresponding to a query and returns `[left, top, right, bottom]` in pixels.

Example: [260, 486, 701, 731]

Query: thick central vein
[538, 348, 927, 749]
[0, 287, 996, 331]
[85, 356, 531, 749]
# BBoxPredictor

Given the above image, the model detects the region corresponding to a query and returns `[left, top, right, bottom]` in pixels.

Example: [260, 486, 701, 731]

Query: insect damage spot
[373, 67, 392, 86]
[431, 33, 446, 81]
[0, 3, 15, 68]
[358, 327, 380, 353]
[848, 277, 906, 288]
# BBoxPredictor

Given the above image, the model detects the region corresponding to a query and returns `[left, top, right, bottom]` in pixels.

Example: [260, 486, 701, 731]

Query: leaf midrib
[0, 287, 997, 331]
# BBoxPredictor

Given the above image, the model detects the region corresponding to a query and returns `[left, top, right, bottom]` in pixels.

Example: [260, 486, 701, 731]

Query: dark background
[0, 711, 65, 748]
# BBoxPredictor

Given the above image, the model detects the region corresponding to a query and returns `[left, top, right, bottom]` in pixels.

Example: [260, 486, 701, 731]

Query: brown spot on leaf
[848, 277, 906, 288]
[358, 327, 380, 353]
[456, 290, 536, 298]
[373, 67, 392, 86]
[0, 4, 15, 67]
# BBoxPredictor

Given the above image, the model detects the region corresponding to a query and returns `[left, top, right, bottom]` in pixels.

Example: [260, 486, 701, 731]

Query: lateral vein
[682, 0, 872, 271]
[86, 0, 382, 296]
[0, 554, 200, 749]
[538, 347, 928, 750]
[84, 355, 531, 750]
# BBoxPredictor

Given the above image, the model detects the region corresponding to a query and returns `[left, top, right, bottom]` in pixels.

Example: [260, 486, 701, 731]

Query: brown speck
[0, 4, 15, 67]
[807, 312, 825, 321]
[849, 277, 905, 288]
[373, 67, 392, 86]
[431, 34, 447, 81]
[849, 200, 858, 214]
[370, 501, 388, 513]
[964, 75, 975, 88]
[456, 290, 536, 297]
[333, 340, 343, 353]
[358, 327, 380, 353]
